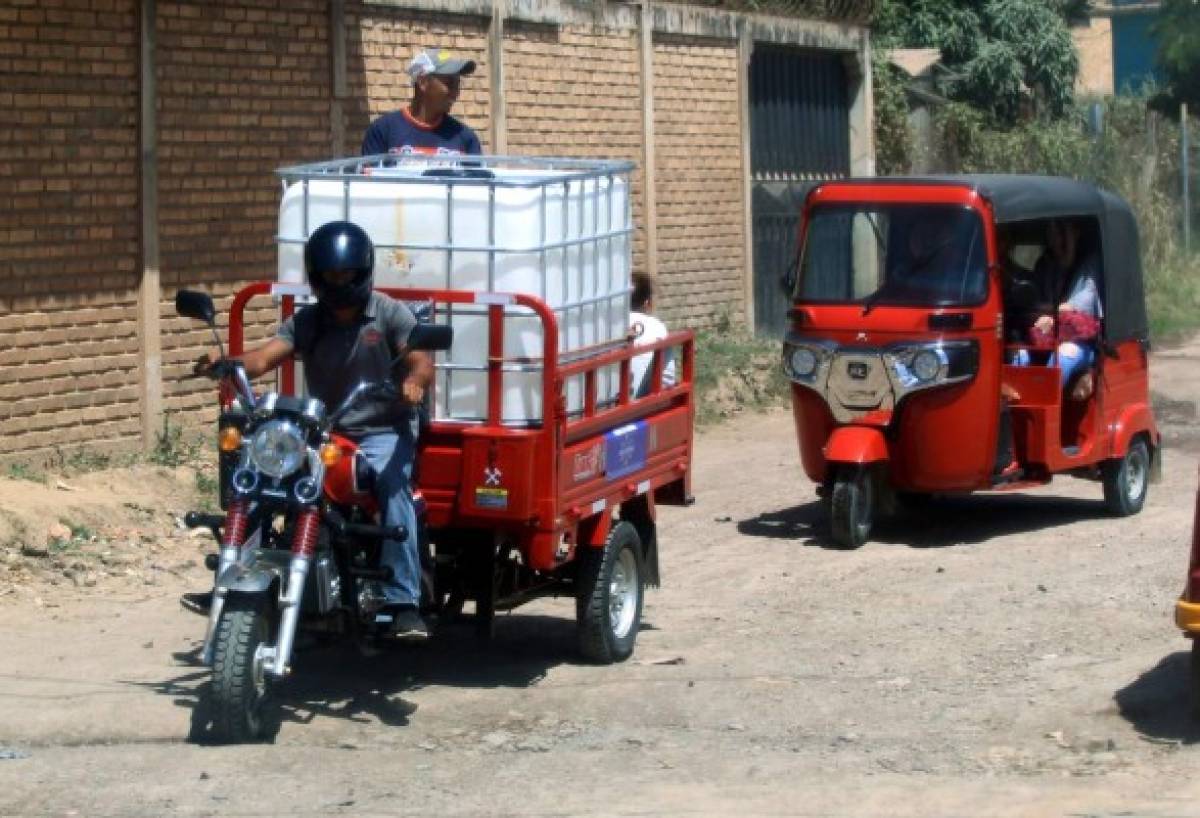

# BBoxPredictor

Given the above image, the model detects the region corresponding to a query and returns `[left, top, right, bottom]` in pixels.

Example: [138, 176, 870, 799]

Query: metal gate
[750, 46, 850, 337]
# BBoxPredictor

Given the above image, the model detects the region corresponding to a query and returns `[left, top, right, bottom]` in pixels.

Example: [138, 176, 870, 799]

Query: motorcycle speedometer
[249, 420, 307, 479]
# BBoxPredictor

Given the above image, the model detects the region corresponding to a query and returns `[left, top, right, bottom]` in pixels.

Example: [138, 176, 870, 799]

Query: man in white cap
[362, 47, 482, 156]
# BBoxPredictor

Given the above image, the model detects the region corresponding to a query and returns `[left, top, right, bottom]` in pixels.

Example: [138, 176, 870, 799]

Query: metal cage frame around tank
[274, 153, 637, 425]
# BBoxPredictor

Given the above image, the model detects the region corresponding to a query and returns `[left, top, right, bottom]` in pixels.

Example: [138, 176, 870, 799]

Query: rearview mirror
[175, 289, 216, 324]
[779, 255, 799, 296]
[407, 323, 453, 351]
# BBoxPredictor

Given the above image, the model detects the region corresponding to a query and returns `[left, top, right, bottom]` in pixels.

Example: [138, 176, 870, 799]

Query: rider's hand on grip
[193, 354, 236, 381]
[401, 379, 425, 405]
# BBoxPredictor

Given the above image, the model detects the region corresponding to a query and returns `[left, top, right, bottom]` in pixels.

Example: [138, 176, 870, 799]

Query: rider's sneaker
[384, 605, 429, 643]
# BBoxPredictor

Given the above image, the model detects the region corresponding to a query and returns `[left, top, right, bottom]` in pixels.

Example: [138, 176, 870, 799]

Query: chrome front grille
[826, 351, 894, 421]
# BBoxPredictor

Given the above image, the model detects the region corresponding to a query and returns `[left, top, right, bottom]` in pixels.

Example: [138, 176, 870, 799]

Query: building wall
[155, 0, 333, 432]
[652, 33, 743, 328]
[0, 0, 142, 457]
[1112, 10, 1163, 94]
[0, 0, 869, 462]
[1072, 16, 1115, 97]
[503, 20, 648, 278]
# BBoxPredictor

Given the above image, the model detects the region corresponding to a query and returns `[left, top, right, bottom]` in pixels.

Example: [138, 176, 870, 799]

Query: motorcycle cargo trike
[780, 175, 1159, 548]
[176, 154, 696, 742]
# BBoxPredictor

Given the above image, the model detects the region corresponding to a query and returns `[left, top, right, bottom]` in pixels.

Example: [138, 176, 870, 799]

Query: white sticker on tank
[591, 499, 606, 514]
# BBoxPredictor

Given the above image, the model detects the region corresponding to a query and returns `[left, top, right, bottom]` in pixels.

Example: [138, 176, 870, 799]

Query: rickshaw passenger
[997, 228, 1053, 344]
[1013, 219, 1103, 395]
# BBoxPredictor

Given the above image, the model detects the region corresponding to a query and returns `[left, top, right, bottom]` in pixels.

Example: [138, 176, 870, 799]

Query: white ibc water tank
[276, 156, 633, 425]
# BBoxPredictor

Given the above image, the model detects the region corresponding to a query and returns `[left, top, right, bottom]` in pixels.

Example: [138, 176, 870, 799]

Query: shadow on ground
[1114, 650, 1200, 745]
[737, 491, 1107, 549]
[129, 612, 579, 744]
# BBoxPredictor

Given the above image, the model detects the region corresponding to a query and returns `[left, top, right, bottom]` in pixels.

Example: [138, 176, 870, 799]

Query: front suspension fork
[202, 498, 253, 665]
[263, 507, 319, 678]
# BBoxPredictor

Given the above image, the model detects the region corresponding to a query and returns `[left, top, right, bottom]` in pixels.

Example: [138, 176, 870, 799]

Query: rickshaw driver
[195, 221, 435, 641]
[884, 217, 961, 301]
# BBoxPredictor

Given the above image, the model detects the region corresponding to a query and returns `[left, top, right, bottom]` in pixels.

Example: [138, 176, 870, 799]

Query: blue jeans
[1055, 342, 1094, 386]
[355, 430, 420, 606]
[1010, 343, 1095, 387]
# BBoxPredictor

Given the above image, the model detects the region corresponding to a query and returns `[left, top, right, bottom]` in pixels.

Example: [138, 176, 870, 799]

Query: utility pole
[1183, 103, 1191, 255]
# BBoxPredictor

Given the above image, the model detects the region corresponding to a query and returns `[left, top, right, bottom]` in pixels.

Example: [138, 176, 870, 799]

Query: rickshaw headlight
[249, 420, 307, 479]
[789, 347, 818, 378]
[911, 349, 942, 382]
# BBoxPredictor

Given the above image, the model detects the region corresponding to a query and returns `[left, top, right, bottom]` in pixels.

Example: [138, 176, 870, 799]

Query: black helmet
[304, 221, 375, 310]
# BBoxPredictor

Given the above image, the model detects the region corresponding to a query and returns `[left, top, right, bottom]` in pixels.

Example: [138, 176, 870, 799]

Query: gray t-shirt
[277, 292, 418, 438]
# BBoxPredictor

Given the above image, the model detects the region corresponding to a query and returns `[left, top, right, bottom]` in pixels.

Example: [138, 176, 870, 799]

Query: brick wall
[1, 1, 865, 462]
[155, 0, 332, 432]
[503, 21, 647, 274]
[652, 34, 744, 329]
[0, 0, 141, 459]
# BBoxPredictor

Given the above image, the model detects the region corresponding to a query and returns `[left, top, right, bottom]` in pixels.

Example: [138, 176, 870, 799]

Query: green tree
[1153, 0, 1200, 111]
[872, 0, 1081, 122]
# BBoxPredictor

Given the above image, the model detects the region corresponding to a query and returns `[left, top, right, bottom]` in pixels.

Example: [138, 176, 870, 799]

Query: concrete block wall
[0, 0, 142, 458]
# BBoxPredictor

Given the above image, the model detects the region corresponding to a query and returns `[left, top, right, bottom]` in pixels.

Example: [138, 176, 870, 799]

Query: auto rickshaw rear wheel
[830, 467, 873, 549]
[1102, 436, 1150, 517]
[576, 520, 644, 664]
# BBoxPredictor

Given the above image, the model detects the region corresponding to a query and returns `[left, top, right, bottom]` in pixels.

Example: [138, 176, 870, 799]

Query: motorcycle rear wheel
[210, 596, 275, 743]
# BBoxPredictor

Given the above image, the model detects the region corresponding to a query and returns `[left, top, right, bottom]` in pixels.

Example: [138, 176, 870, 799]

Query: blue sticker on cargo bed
[605, 421, 647, 479]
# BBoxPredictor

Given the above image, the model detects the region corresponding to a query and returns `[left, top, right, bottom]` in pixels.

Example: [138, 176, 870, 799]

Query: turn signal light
[319, 443, 343, 467]
[218, 427, 242, 452]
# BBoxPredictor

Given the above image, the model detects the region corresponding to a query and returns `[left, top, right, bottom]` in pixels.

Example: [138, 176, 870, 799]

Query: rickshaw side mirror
[779, 253, 800, 296]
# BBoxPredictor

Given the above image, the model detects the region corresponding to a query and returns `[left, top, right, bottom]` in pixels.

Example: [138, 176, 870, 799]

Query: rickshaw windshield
[796, 204, 988, 307]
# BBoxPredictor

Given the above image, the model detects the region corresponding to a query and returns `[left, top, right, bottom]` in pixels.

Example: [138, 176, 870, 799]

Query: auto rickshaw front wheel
[576, 520, 644, 664]
[1102, 436, 1150, 517]
[830, 466, 874, 549]
[1191, 639, 1200, 720]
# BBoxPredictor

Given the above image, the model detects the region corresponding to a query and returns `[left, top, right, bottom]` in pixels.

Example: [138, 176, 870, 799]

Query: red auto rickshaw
[780, 175, 1160, 548]
[1175, 466, 1200, 714]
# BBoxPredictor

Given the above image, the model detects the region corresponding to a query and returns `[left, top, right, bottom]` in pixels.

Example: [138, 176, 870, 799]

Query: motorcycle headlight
[789, 347, 818, 378]
[249, 420, 307, 479]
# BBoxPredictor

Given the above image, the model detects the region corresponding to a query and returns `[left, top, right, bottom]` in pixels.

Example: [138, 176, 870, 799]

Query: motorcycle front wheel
[210, 595, 276, 743]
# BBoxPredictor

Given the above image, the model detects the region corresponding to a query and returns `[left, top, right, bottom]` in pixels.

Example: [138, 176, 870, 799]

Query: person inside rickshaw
[997, 224, 1053, 343]
[1011, 218, 1104, 400]
[871, 209, 986, 307]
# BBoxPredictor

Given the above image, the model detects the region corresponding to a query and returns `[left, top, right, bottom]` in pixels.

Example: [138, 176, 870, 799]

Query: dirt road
[3, 339, 1200, 817]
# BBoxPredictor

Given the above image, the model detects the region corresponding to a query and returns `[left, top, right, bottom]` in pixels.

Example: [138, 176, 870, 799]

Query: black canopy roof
[819, 175, 1149, 344]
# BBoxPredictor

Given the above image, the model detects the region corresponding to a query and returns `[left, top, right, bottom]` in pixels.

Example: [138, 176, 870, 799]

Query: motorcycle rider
[195, 220, 433, 640]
